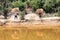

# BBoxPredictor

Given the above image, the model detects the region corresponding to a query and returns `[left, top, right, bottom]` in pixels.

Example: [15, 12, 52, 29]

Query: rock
[24, 13, 40, 21]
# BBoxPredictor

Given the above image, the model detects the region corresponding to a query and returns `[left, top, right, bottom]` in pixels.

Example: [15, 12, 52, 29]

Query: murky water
[0, 28, 60, 40]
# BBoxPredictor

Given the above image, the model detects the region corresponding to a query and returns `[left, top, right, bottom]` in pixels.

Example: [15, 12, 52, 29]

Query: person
[36, 8, 44, 18]
[25, 7, 33, 14]
[8, 8, 21, 21]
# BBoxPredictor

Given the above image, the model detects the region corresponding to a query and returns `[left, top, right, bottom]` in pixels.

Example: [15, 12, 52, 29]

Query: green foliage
[43, 0, 53, 13]
[12, 1, 25, 11]
[0, 0, 60, 13]
[30, 1, 39, 11]
[0, 5, 3, 10]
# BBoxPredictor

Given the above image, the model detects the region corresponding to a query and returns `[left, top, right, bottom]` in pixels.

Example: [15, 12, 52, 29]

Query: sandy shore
[0, 21, 59, 29]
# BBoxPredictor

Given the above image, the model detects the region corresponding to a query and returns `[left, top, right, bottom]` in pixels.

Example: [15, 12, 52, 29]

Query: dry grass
[0, 21, 60, 40]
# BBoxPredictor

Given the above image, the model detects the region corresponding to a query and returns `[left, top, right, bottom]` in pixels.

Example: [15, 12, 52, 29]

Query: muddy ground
[0, 17, 60, 40]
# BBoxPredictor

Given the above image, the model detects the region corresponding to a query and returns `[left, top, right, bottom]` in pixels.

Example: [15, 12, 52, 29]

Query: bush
[0, 0, 60, 13]
[12, 1, 25, 11]
[30, 0, 45, 11]
[0, 5, 3, 10]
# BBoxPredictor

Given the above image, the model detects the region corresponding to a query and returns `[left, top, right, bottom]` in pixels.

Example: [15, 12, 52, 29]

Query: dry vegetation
[0, 21, 60, 40]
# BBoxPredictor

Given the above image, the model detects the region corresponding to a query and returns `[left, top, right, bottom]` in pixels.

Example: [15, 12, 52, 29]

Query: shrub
[0, 5, 3, 10]
[12, 1, 25, 11]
